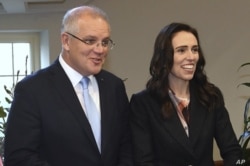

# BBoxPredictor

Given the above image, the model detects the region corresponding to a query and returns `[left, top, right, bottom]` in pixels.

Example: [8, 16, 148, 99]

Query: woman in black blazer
[129, 22, 243, 166]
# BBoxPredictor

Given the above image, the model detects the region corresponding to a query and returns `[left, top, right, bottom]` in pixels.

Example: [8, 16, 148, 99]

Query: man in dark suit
[4, 5, 133, 166]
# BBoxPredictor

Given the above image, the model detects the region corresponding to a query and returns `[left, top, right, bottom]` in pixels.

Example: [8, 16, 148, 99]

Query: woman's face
[169, 31, 199, 82]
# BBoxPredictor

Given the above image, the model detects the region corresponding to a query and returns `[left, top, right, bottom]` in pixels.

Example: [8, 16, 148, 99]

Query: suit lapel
[48, 60, 98, 150]
[95, 72, 115, 153]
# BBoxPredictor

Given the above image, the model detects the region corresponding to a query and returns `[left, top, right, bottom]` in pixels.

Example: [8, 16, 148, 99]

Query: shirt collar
[59, 54, 94, 87]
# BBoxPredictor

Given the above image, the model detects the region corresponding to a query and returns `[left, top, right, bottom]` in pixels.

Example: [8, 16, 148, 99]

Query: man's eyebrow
[81, 35, 97, 39]
[82, 35, 111, 40]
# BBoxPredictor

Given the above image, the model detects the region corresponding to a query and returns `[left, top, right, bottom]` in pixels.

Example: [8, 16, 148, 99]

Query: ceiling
[0, 0, 93, 14]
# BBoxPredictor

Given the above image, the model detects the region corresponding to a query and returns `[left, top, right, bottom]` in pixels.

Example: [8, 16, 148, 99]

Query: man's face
[62, 15, 111, 76]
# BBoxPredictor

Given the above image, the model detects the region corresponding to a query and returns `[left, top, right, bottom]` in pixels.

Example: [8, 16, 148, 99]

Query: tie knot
[80, 77, 90, 89]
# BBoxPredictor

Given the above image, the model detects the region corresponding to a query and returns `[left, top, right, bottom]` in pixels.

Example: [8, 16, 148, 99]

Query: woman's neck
[169, 80, 190, 99]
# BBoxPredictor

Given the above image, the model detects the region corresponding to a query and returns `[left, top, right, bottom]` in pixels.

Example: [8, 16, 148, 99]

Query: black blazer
[129, 89, 242, 166]
[4, 59, 133, 166]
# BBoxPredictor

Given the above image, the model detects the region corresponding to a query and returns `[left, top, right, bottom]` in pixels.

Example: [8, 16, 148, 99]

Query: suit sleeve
[4, 81, 50, 166]
[116, 80, 134, 166]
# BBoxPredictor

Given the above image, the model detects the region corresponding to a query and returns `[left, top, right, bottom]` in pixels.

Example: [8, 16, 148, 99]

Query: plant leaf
[238, 62, 250, 71]
[0, 106, 7, 118]
[242, 134, 250, 150]
[237, 83, 250, 88]
[4, 85, 12, 95]
[5, 97, 12, 104]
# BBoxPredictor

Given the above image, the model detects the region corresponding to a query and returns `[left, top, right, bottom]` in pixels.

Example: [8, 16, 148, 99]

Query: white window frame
[0, 32, 40, 107]
[0, 32, 40, 72]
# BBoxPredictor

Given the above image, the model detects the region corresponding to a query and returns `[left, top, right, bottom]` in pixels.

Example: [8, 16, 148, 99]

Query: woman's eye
[177, 48, 185, 53]
[192, 47, 199, 53]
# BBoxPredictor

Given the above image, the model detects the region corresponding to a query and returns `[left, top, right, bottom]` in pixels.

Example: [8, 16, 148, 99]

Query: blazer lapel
[153, 97, 196, 158]
[188, 93, 208, 148]
[48, 60, 98, 150]
[164, 112, 195, 154]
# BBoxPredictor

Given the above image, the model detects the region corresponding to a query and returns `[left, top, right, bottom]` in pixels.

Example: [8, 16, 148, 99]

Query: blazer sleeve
[214, 99, 243, 165]
[129, 93, 154, 166]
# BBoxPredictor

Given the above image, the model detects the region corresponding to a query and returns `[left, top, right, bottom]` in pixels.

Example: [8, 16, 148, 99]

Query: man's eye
[83, 39, 96, 45]
[102, 40, 110, 47]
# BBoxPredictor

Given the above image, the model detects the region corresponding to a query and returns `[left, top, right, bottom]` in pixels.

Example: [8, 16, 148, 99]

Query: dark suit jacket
[4, 59, 133, 166]
[129, 89, 242, 166]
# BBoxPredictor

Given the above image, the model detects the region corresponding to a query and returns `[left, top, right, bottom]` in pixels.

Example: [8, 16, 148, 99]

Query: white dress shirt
[58, 54, 100, 115]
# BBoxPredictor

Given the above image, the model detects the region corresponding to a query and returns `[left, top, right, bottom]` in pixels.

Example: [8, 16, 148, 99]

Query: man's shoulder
[96, 69, 123, 82]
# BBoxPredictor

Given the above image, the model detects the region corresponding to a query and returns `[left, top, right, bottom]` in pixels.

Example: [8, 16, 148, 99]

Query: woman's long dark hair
[146, 22, 223, 118]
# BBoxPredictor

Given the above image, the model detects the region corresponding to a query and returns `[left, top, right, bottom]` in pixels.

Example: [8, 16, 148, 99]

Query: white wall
[1, 0, 250, 160]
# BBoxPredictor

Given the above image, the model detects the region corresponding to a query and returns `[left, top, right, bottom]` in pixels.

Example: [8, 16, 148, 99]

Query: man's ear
[61, 33, 70, 51]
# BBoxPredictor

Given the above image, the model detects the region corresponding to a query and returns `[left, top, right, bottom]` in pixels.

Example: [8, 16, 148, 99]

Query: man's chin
[91, 68, 102, 75]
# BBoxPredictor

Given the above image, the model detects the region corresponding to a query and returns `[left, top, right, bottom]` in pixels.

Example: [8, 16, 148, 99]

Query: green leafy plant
[237, 62, 250, 165]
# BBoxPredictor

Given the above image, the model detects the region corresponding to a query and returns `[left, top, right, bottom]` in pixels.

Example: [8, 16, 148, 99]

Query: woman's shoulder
[130, 89, 160, 105]
[131, 89, 150, 98]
